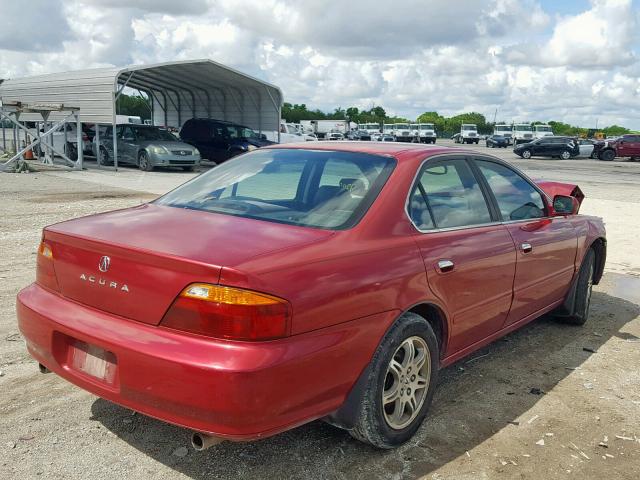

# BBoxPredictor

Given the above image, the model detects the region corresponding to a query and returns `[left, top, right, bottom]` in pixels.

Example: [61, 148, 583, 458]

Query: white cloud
[0, 0, 638, 129]
[504, 0, 637, 68]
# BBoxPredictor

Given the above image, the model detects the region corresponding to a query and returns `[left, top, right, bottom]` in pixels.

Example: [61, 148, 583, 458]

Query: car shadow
[90, 288, 639, 479]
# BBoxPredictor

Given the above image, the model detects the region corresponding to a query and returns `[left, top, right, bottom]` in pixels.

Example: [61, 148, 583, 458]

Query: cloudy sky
[1, 0, 638, 128]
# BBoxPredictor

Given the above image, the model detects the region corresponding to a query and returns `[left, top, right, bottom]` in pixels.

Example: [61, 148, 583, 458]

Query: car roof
[264, 141, 470, 162]
[186, 118, 249, 128]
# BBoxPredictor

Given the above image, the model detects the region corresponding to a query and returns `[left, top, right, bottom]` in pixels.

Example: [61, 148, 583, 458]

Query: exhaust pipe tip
[38, 363, 51, 374]
[191, 432, 224, 451]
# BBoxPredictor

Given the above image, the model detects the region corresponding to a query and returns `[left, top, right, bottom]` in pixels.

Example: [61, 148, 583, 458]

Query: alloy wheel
[139, 152, 151, 171]
[382, 336, 431, 430]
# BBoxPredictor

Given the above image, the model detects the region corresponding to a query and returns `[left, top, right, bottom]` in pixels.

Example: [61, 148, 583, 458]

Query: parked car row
[510, 134, 640, 161]
[91, 118, 280, 170]
[51, 117, 639, 170]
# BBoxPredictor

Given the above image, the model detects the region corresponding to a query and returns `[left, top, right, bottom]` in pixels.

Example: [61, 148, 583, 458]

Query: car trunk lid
[45, 204, 333, 325]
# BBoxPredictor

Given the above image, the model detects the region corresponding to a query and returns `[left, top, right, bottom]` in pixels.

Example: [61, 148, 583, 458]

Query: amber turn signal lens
[181, 284, 283, 305]
[160, 284, 291, 341]
[38, 242, 53, 259]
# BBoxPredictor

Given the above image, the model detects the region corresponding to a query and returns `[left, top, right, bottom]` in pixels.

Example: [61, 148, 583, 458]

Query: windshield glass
[156, 149, 396, 230]
[135, 128, 178, 141]
[462, 125, 477, 131]
[536, 125, 552, 132]
[225, 125, 259, 139]
[420, 124, 435, 130]
[515, 125, 533, 131]
[495, 126, 511, 132]
[395, 124, 409, 129]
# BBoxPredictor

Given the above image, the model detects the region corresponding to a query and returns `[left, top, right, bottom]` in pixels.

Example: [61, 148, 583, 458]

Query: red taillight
[160, 284, 291, 341]
[36, 240, 59, 291]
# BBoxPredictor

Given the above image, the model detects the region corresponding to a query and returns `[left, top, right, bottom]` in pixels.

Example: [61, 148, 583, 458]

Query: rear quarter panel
[218, 153, 440, 336]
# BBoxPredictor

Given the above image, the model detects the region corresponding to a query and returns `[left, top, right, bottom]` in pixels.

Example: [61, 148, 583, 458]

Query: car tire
[561, 248, 595, 326]
[521, 149, 532, 159]
[97, 146, 111, 166]
[560, 150, 571, 160]
[65, 142, 78, 161]
[349, 312, 439, 449]
[599, 149, 615, 161]
[138, 151, 154, 171]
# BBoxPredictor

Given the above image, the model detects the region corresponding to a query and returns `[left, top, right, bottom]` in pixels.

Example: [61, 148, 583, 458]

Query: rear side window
[475, 160, 546, 221]
[156, 149, 395, 230]
[409, 159, 492, 230]
[183, 120, 210, 141]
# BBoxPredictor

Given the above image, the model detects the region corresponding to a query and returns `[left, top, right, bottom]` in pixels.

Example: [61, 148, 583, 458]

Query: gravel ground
[1, 144, 639, 479]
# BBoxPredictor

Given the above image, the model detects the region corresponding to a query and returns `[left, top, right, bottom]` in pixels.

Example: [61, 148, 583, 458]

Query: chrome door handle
[521, 243, 533, 253]
[437, 259, 455, 273]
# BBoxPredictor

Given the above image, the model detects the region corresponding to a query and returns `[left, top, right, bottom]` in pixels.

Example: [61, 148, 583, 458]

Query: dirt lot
[1, 143, 639, 479]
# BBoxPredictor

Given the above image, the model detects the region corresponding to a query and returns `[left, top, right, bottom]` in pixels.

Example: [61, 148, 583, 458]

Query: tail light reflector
[160, 284, 290, 341]
[36, 240, 59, 291]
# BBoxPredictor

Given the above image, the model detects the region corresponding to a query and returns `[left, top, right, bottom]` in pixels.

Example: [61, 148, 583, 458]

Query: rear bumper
[17, 283, 393, 440]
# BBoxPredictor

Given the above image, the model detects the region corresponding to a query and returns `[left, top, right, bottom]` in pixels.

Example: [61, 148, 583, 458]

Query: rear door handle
[521, 242, 533, 253]
[437, 259, 455, 273]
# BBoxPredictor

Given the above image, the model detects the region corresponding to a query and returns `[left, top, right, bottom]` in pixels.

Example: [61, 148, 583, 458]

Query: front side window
[475, 160, 546, 221]
[156, 149, 395, 230]
[119, 126, 135, 139]
[409, 159, 491, 230]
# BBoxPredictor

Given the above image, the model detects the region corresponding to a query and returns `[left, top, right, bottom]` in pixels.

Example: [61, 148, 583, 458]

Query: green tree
[116, 93, 151, 121]
[346, 107, 360, 123]
[447, 112, 489, 136]
[602, 124, 629, 136]
[370, 106, 386, 119]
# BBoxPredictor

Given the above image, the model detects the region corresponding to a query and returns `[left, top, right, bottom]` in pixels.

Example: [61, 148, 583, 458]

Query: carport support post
[35, 122, 40, 160]
[12, 120, 17, 153]
[75, 112, 83, 170]
[113, 122, 118, 171]
[95, 124, 101, 168]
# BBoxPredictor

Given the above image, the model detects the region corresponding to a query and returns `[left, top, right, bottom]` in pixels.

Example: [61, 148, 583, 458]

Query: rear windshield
[155, 149, 396, 229]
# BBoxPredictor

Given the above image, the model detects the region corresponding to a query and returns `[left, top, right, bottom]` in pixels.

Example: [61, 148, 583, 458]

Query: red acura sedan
[17, 143, 606, 449]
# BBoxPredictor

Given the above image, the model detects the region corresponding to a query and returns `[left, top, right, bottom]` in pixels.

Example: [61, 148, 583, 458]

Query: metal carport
[0, 59, 283, 170]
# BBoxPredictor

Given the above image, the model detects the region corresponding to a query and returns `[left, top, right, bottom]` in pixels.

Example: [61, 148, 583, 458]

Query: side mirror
[260, 134, 267, 140]
[553, 195, 579, 215]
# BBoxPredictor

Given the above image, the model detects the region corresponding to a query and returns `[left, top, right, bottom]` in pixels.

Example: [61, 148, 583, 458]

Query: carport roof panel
[0, 59, 283, 125]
